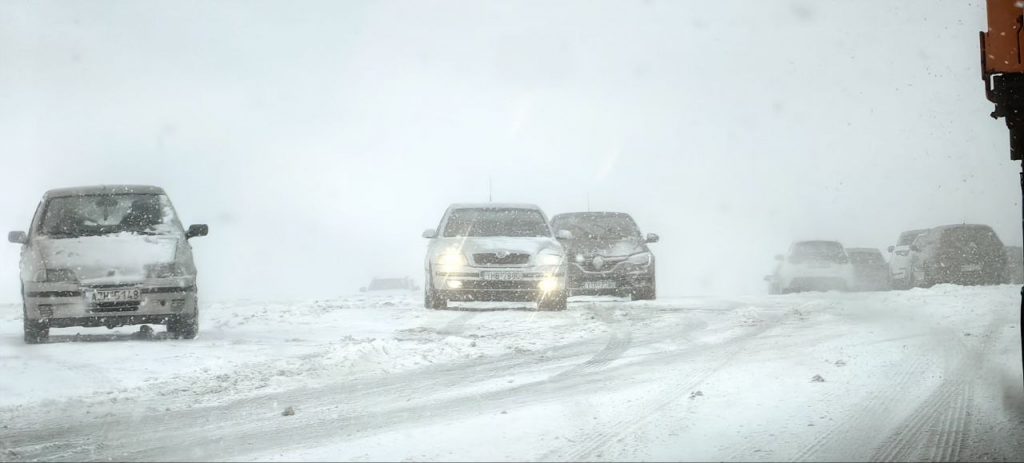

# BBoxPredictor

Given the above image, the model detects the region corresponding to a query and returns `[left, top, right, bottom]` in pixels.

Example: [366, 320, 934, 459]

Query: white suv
[768, 240, 854, 294]
[422, 203, 571, 310]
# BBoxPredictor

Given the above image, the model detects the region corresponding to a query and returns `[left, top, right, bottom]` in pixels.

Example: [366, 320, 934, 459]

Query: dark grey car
[550, 212, 658, 300]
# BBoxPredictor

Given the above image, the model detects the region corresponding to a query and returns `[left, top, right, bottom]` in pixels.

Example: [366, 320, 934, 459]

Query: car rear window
[849, 252, 885, 266]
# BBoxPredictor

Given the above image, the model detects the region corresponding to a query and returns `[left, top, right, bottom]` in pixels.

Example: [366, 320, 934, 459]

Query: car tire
[632, 282, 656, 301]
[22, 287, 49, 344]
[537, 291, 567, 311]
[424, 273, 447, 310]
[169, 313, 199, 339]
[23, 317, 49, 344]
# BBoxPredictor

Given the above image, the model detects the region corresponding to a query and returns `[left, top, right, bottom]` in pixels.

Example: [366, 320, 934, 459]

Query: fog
[0, 0, 1017, 302]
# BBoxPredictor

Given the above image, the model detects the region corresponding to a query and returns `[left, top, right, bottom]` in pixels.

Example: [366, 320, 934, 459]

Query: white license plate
[961, 264, 982, 272]
[583, 281, 616, 290]
[91, 288, 141, 303]
[482, 272, 524, 281]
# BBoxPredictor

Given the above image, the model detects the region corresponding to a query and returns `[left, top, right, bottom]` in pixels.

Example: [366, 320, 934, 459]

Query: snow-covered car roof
[447, 202, 542, 210]
[845, 247, 882, 254]
[43, 185, 167, 199]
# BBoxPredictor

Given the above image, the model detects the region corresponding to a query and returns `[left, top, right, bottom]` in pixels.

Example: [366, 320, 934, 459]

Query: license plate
[583, 281, 616, 290]
[482, 272, 523, 281]
[91, 288, 141, 303]
[961, 264, 982, 272]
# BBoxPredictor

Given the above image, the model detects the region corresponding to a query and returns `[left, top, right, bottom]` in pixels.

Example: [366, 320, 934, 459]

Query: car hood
[430, 236, 563, 256]
[36, 233, 180, 282]
[562, 239, 646, 258]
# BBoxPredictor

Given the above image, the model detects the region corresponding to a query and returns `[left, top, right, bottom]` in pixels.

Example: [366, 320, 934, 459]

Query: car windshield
[898, 230, 927, 246]
[849, 251, 885, 266]
[551, 214, 641, 241]
[791, 241, 846, 262]
[443, 208, 549, 237]
[39, 194, 181, 238]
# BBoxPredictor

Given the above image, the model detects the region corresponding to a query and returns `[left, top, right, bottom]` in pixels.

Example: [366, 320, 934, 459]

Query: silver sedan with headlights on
[8, 185, 208, 343]
[422, 203, 571, 310]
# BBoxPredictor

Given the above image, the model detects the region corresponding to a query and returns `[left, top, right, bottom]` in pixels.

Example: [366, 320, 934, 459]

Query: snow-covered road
[1, 286, 1022, 461]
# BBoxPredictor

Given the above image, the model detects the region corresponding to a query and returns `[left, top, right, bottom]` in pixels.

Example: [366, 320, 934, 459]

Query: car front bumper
[565, 263, 654, 296]
[433, 267, 565, 302]
[23, 280, 197, 327]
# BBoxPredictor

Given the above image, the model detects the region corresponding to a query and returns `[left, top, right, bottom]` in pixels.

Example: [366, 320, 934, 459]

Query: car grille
[474, 253, 530, 266]
[459, 280, 539, 291]
[577, 256, 628, 272]
[90, 302, 140, 313]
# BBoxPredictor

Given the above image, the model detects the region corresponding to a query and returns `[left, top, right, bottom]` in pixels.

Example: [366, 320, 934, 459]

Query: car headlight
[627, 252, 653, 266]
[436, 251, 468, 271]
[145, 262, 184, 278]
[38, 268, 77, 283]
[536, 253, 563, 266]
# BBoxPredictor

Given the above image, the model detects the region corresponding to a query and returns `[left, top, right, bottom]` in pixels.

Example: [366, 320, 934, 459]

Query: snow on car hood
[36, 233, 179, 282]
[561, 239, 645, 258]
[431, 236, 563, 257]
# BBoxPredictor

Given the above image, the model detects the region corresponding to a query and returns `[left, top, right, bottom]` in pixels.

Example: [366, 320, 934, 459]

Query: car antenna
[586, 192, 591, 212]
[488, 177, 493, 202]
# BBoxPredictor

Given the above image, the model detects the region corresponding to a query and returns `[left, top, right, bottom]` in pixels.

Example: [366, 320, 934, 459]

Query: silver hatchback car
[8, 185, 208, 343]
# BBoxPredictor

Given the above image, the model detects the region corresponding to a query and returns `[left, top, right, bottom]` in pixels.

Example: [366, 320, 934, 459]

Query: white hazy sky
[0, 0, 1018, 302]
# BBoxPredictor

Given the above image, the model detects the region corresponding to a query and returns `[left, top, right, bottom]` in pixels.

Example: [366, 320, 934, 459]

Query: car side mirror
[645, 233, 660, 243]
[422, 229, 437, 239]
[186, 224, 209, 239]
[774, 254, 784, 261]
[887, 245, 895, 253]
[556, 229, 573, 241]
[8, 231, 27, 244]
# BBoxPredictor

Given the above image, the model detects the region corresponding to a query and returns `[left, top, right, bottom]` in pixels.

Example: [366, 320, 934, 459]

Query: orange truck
[981, 0, 1024, 389]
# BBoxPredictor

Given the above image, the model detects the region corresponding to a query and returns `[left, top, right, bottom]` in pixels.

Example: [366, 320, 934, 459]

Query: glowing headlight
[538, 277, 559, 292]
[627, 252, 652, 266]
[436, 252, 468, 271]
[536, 253, 563, 266]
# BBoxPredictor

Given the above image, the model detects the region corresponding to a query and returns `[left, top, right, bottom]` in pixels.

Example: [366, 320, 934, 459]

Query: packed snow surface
[0, 286, 1022, 461]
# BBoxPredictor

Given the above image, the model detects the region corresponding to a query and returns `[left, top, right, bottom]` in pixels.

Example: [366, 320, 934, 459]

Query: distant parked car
[767, 240, 854, 294]
[846, 248, 891, 291]
[887, 228, 928, 290]
[422, 203, 571, 310]
[1006, 246, 1024, 284]
[9, 185, 208, 343]
[360, 277, 419, 293]
[907, 224, 1007, 287]
[549, 212, 658, 300]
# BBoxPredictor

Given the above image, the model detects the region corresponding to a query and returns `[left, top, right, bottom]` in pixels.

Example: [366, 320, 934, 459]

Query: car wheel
[424, 272, 447, 310]
[537, 291, 567, 311]
[632, 283, 656, 301]
[168, 296, 199, 339]
[22, 288, 49, 344]
[23, 317, 49, 344]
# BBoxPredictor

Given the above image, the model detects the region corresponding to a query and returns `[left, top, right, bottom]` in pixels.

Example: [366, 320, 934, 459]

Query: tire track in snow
[870, 318, 1002, 463]
[548, 304, 633, 380]
[547, 306, 793, 462]
[438, 311, 478, 336]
